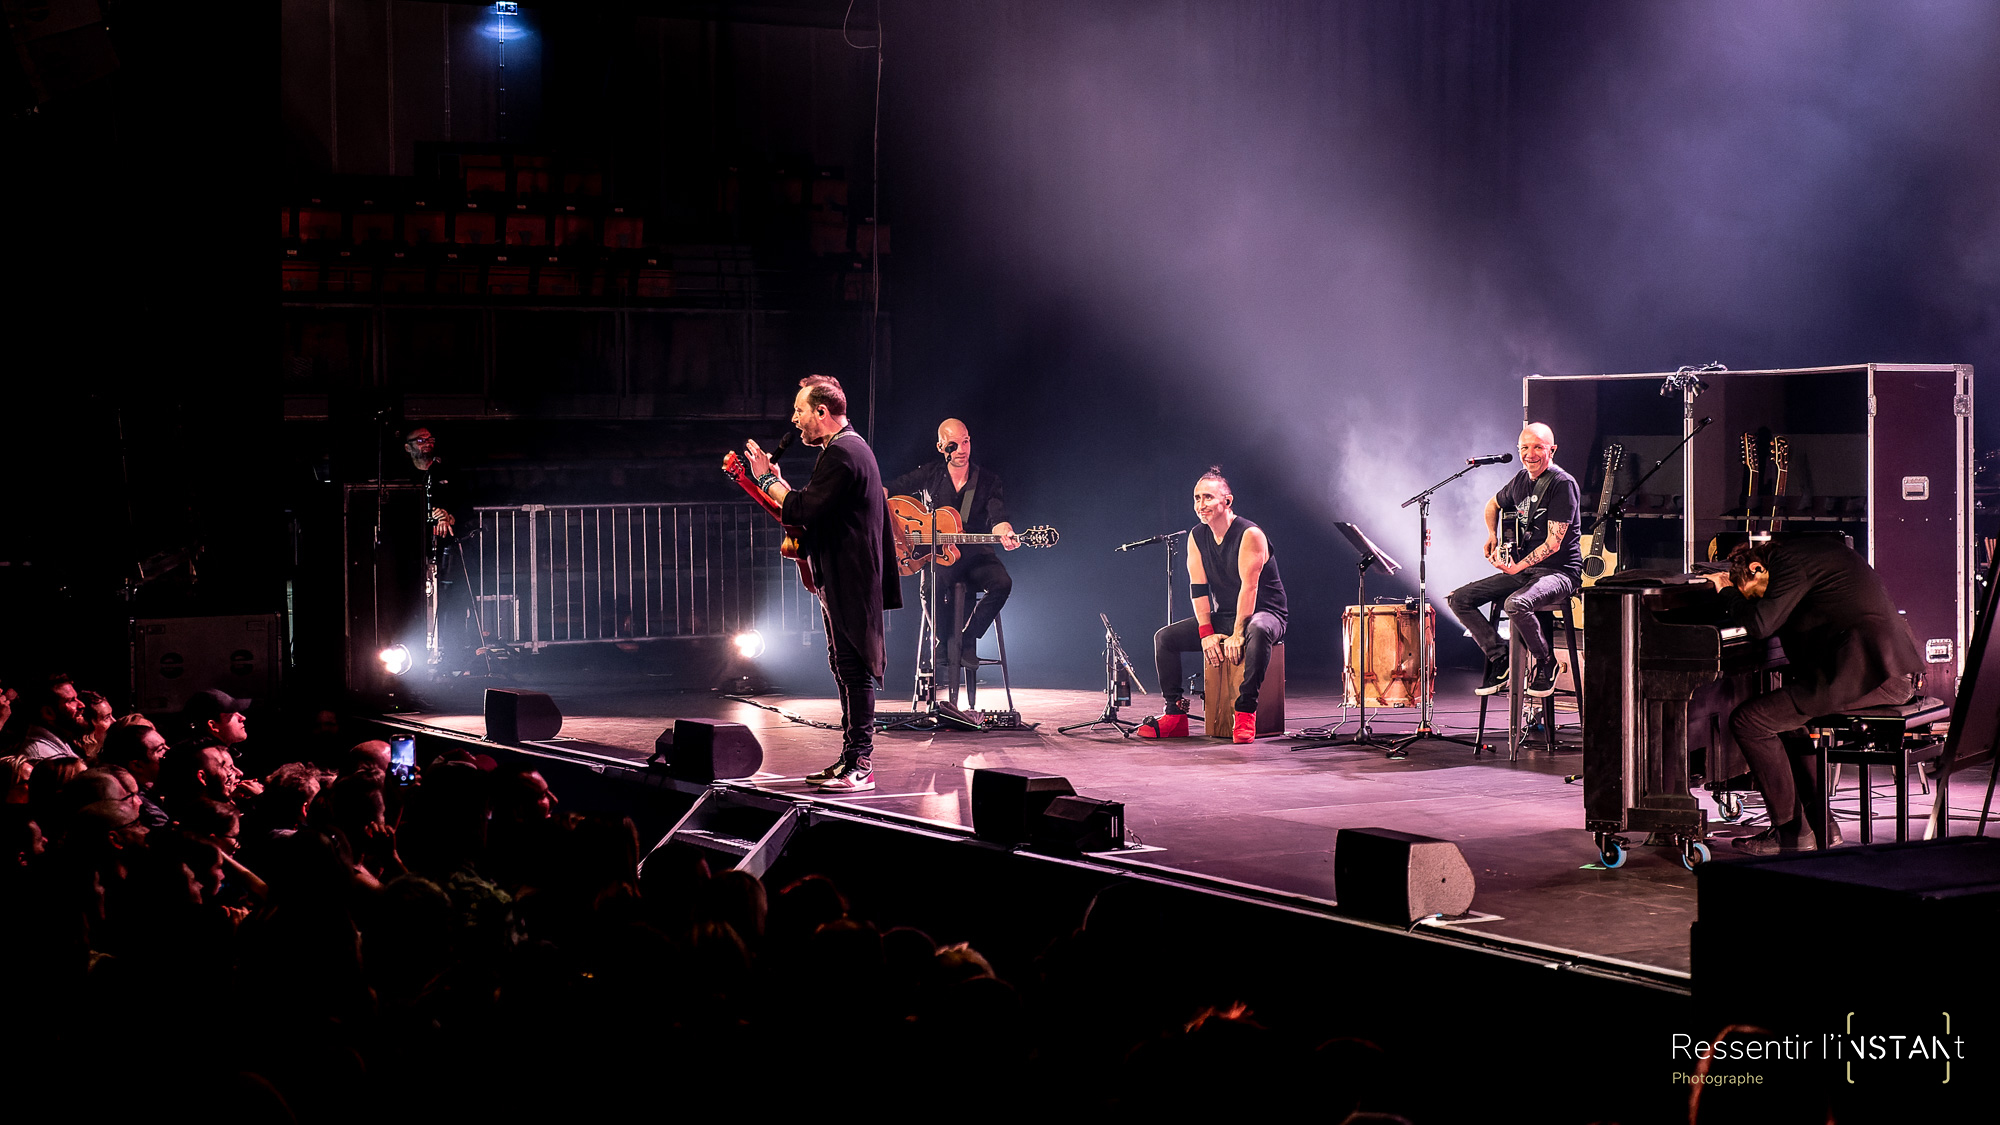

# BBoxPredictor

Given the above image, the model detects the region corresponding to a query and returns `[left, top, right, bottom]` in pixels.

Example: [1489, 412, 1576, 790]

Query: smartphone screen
[390, 737, 417, 784]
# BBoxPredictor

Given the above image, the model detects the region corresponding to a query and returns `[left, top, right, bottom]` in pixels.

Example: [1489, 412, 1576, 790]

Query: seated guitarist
[888, 418, 1020, 705]
[1445, 423, 1584, 699]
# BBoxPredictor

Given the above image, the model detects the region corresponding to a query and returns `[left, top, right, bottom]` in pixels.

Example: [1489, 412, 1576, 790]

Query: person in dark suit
[744, 375, 902, 793]
[887, 418, 1021, 710]
[1703, 536, 1926, 853]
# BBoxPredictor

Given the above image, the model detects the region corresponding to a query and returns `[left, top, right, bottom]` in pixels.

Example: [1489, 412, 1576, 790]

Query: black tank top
[1194, 516, 1287, 624]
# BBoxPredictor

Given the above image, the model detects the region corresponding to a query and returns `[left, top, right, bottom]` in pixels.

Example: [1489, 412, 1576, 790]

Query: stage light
[379, 644, 414, 676]
[733, 630, 766, 659]
[495, 2, 518, 13]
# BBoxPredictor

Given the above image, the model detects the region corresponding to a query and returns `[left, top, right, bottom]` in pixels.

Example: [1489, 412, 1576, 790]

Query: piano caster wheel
[1716, 793, 1744, 822]
[1597, 839, 1628, 868]
[1679, 841, 1712, 870]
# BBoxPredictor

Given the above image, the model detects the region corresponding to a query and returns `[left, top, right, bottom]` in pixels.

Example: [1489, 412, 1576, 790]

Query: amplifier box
[132, 615, 282, 715]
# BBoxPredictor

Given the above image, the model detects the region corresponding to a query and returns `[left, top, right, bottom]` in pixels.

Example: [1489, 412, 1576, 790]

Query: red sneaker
[1232, 711, 1257, 744]
[1135, 712, 1189, 739]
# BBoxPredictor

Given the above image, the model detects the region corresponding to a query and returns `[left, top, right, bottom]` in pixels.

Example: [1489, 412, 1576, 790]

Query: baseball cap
[183, 688, 252, 723]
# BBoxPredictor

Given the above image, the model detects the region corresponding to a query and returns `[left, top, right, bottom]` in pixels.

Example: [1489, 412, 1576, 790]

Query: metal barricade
[469, 502, 819, 649]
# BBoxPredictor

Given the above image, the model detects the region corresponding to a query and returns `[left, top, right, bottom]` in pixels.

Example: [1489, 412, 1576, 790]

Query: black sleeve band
[1191, 583, 1210, 598]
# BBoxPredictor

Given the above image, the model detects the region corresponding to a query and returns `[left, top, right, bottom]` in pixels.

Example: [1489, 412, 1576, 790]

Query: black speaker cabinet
[657, 719, 764, 782]
[1033, 795, 1125, 854]
[1333, 827, 1476, 924]
[971, 768, 1076, 845]
[484, 689, 563, 744]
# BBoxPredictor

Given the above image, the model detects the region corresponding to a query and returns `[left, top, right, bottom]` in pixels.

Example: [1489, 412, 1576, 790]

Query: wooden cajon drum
[1205, 642, 1285, 738]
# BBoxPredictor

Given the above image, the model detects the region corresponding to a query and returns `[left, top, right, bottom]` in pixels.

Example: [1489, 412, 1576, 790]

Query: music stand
[1293, 523, 1403, 754]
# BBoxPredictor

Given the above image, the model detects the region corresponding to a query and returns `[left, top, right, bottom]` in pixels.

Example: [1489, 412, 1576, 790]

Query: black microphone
[772, 430, 797, 460]
[1467, 453, 1514, 467]
[1116, 532, 1174, 552]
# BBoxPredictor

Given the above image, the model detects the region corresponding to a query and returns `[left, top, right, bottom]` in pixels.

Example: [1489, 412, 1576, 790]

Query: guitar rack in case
[1524, 363, 1973, 707]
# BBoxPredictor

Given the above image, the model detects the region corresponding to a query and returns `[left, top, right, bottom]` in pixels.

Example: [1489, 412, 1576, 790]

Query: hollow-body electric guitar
[721, 450, 815, 593]
[888, 494, 1059, 577]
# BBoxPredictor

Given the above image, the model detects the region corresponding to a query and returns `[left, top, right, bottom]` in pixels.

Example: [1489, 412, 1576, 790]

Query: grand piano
[1581, 572, 1786, 869]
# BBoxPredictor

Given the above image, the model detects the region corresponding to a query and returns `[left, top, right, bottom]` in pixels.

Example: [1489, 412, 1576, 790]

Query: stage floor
[401, 670, 1990, 977]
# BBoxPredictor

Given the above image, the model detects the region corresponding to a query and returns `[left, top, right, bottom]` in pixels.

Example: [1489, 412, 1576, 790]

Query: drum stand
[1059, 613, 1148, 736]
[880, 490, 981, 732]
[1381, 467, 1488, 755]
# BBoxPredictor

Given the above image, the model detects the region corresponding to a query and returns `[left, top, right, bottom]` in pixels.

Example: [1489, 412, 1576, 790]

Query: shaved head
[939, 418, 972, 468]
[1521, 422, 1555, 447]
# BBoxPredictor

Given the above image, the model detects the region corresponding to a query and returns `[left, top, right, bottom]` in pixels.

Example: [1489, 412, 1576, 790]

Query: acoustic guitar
[888, 494, 1059, 577]
[1573, 443, 1625, 630]
[721, 450, 816, 592]
[1768, 436, 1789, 533]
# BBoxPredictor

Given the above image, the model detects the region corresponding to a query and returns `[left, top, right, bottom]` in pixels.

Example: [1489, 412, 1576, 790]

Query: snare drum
[1342, 604, 1436, 708]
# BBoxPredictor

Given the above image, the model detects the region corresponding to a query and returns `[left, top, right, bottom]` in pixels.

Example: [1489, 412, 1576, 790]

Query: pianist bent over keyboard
[1703, 537, 1926, 854]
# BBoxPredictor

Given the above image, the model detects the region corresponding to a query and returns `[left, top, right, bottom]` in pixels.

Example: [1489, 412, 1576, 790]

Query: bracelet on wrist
[1198, 623, 1215, 639]
[756, 473, 780, 490]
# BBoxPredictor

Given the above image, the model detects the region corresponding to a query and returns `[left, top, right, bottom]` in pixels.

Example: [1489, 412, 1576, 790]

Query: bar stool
[1809, 696, 1951, 843]
[946, 580, 1013, 713]
[1474, 597, 1583, 759]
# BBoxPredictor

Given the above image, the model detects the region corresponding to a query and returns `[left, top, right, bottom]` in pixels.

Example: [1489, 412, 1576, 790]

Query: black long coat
[781, 428, 903, 678]
[1721, 535, 1926, 715]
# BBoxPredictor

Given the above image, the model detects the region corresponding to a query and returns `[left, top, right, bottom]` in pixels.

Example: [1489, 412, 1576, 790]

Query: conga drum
[1342, 604, 1435, 708]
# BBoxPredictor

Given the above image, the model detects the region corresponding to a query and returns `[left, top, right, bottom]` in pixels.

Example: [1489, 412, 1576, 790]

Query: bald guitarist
[888, 418, 1020, 705]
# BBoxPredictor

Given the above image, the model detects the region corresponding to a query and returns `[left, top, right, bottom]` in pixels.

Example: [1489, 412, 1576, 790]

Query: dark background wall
[5, 0, 1996, 699]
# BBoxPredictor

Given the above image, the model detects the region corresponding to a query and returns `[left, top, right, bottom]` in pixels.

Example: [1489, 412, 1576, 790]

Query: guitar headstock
[1018, 526, 1060, 549]
[1771, 436, 1789, 472]
[722, 450, 749, 480]
[1740, 433, 1759, 471]
[1603, 443, 1624, 474]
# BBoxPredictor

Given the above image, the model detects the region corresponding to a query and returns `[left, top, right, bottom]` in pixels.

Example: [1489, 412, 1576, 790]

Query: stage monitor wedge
[1334, 827, 1475, 924]
[485, 688, 563, 744]
[1032, 795, 1126, 854]
[656, 719, 764, 782]
[971, 768, 1076, 845]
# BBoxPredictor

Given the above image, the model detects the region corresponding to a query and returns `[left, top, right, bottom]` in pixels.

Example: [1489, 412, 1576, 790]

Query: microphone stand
[1363, 463, 1490, 756]
[880, 489, 980, 732]
[1581, 416, 1713, 540]
[1115, 531, 1185, 633]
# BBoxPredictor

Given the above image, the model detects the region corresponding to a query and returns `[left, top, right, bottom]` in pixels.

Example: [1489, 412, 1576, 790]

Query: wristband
[1198, 624, 1216, 639]
[1190, 582, 1210, 599]
[756, 473, 780, 490]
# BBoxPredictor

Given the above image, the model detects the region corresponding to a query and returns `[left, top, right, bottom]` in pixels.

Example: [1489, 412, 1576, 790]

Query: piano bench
[1809, 697, 1951, 844]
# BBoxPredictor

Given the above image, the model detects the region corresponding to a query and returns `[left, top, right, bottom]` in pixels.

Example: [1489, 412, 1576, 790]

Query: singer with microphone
[1445, 423, 1584, 699]
[402, 426, 479, 671]
[886, 418, 1020, 712]
[744, 375, 902, 793]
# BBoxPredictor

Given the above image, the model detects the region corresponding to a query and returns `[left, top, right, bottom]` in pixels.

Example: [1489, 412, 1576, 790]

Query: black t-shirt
[1495, 465, 1583, 581]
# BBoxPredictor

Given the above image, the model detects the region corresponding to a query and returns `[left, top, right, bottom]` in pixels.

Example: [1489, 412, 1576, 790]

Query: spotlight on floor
[379, 644, 414, 676]
[715, 631, 772, 694]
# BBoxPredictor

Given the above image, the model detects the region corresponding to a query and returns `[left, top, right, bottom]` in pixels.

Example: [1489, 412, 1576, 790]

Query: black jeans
[1446, 568, 1575, 666]
[1730, 675, 1916, 835]
[823, 603, 877, 767]
[1155, 612, 1286, 713]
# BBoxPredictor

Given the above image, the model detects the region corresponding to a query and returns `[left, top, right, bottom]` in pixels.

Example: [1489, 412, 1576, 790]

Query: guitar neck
[905, 533, 1009, 545]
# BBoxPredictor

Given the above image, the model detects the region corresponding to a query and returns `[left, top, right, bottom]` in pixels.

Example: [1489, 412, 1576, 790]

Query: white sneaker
[815, 763, 875, 793]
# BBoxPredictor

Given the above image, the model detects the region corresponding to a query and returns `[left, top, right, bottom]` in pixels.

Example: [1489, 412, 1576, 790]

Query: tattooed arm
[1503, 520, 1568, 575]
